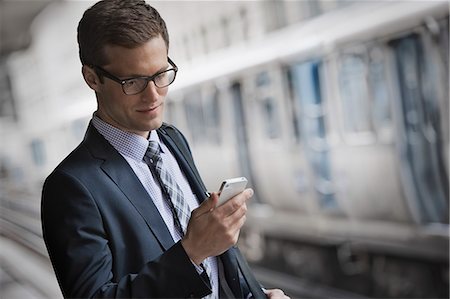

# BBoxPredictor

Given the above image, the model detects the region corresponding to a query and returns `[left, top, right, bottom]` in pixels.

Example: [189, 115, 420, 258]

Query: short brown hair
[77, 0, 169, 66]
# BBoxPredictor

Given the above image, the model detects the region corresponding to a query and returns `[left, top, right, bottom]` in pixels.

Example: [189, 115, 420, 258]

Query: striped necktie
[144, 141, 215, 298]
[145, 141, 189, 235]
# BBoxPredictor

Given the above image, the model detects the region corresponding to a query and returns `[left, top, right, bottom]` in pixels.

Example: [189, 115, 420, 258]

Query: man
[41, 0, 289, 298]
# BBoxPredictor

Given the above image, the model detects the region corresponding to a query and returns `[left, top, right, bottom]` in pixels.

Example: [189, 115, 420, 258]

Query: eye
[155, 71, 174, 86]
[159, 72, 168, 79]
[155, 72, 168, 82]
[123, 78, 139, 88]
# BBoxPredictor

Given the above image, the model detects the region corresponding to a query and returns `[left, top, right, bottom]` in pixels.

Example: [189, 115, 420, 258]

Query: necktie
[144, 141, 215, 298]
[145, 141, 189, 235]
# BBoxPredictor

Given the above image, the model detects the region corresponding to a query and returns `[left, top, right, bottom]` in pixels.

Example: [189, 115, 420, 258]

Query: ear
[82, 65, 102, 92]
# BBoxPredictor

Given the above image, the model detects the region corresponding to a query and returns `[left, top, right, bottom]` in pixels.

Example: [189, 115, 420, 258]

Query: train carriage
[166, 1, 449, 297]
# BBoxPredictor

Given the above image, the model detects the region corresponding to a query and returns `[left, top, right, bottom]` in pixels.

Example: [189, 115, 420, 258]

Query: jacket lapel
[84, 124, 175, 251]
[157, 128, 208, 204]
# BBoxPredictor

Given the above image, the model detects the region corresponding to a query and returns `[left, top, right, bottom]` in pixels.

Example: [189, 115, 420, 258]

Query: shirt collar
[92, 114, 164, 161]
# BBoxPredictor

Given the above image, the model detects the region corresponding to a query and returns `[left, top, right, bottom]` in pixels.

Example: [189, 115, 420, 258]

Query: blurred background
[0, 0, 449, 298]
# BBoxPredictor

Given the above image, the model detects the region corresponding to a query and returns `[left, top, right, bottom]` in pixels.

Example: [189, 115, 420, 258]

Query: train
[163, 1, 449, 298]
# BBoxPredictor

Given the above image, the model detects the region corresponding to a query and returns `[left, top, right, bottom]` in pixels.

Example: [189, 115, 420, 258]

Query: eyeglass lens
[122, 69, 176, 95]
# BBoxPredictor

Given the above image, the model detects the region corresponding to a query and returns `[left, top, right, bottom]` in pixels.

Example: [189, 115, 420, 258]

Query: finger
[243, 188, 254, 201]
[219, 213, 246, 247]
[223, 205, 248, 238]
[264, 289, 289, 299]
[192, 192, 218, 218]
[209, 192, 219, 208]
[219, 188, 253, 216]
[226, 201, 248, 222]
[229, 212, 247, 238]
[226, 189, 254, 206]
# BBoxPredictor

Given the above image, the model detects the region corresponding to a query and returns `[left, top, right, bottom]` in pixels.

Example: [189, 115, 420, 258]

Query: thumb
[192, 192, 218, 218]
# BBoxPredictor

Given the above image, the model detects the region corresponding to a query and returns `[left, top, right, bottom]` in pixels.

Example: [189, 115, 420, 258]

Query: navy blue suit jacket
[41, 123, 256, 298]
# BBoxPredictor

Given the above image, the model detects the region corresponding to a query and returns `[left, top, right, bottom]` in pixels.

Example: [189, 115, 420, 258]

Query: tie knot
[145, 141, 161, 163]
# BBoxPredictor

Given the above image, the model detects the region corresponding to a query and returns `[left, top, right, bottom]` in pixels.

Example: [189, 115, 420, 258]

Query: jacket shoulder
[158, 123, 191, 149]
[159, 122, 184, 136]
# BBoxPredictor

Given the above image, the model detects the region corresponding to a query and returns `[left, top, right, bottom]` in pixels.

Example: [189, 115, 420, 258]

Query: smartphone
[217, 177, 248, 206]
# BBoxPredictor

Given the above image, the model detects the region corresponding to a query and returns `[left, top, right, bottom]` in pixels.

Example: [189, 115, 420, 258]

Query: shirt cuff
[190, 259, 205, 274]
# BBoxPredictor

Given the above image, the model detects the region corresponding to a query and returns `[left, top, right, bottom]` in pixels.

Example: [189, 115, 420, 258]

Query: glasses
[92, 57, 178, 95]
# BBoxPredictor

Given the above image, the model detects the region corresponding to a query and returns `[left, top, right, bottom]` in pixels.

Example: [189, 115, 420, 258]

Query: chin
[146, 119, 163, 131]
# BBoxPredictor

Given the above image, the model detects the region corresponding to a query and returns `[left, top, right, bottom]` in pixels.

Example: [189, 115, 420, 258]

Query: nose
[141, 81, 160, 102]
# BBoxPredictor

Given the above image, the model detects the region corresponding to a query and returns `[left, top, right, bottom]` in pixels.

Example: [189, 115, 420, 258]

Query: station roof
[0, 0, 56, 58]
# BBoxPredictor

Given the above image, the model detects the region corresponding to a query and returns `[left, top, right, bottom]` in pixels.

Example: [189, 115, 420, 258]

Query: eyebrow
[125, 64, 170, 79]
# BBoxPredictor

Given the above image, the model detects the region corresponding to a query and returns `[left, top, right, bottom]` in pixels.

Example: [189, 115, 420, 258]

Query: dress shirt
[92, 115, 219, 297]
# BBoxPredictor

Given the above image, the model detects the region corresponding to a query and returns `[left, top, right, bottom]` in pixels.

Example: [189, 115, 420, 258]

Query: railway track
[0, 189, 62, 299]
[0, 198, 47, 257]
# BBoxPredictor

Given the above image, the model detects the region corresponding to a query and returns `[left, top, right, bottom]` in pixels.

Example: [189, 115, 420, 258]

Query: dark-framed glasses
[92, 57, 178, 95]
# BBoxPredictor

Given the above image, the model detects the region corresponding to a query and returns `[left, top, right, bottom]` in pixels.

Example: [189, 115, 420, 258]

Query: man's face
[95, 36, 169, 138]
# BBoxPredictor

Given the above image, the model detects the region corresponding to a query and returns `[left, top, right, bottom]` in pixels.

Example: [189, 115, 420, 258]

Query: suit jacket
[41, 123, 260, 298]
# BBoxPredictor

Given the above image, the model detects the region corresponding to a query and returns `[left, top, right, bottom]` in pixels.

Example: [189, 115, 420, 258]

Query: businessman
[41, 0, 289, 298]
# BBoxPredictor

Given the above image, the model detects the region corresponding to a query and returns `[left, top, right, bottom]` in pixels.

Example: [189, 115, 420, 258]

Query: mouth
[137, 103, 161, 113]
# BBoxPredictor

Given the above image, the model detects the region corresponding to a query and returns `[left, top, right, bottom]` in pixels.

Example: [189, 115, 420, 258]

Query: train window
[261, 97, 280, 139]
[183, 90, 206, 144]
[437, 17, 449, 158]
[256, 71, 270, 86]
[292, 62, 328, 144]
[203, 87, 222, 144]
[368, 46, 392, 136]
[391, 33, 449, 223]
[338, 54, 372, 134]
[255, 71, 281, 139]
[30, 138, 46, 167]
[420, 36, 441, 137]
[285, 67, 301, 143]
[183, 87, 222, 145]
[438, 18, 449, 78]
[290, 60, 339, 210]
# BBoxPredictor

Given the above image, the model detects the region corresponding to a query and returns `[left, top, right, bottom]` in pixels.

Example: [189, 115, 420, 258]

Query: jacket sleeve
[41, 169, 211, 299]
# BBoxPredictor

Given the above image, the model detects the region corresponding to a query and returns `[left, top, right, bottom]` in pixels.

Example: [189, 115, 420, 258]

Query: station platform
[0, 237, 61, 299]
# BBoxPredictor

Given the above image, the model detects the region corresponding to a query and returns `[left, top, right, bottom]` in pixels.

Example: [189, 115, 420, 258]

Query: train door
[390, 33, 449, 224]
[230, 82, 258, 194]
[290, 60, 338, 210]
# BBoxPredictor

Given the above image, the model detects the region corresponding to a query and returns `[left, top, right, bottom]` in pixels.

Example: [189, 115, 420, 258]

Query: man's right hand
[181, 189, 253, 265]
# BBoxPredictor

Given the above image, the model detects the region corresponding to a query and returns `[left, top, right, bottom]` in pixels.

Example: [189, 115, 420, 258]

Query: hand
[264, 288, 290, 299]
[181, 189, 253, 265]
